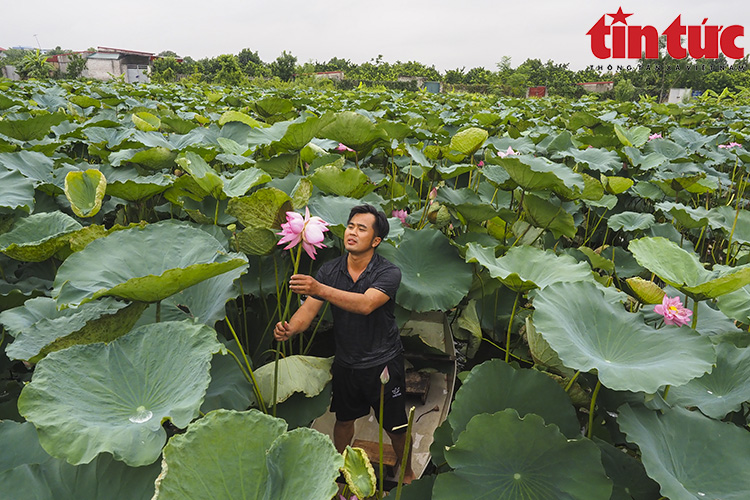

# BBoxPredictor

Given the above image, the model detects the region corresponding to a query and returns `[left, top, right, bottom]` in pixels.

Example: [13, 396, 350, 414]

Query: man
[274, 204, 414, 483]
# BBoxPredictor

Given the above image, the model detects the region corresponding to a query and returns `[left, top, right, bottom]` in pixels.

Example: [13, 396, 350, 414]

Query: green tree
[16, 50, 53, 79]
[269, 50, 297, 81]
[464, 67, 493, 85]
[237, 48, 267, 77]
[213, 54, 246, 86]
[443, 68, 465, 84]
[614, 78, 636, 101]
[65, 54, 87, 79]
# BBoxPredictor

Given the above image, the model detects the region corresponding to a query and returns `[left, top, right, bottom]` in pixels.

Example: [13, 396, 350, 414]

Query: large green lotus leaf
[434, 410, 612, 500]
[594, 437, 661, 500]
[499, 155, 584, 193]
[175, 151, 224, 198]
[306, 194, 362, 239]
[449, 127, 488, 156]
[0, 165, 35, 212]
[256, 152, 299, 178]
[0, 420, 53, 473]
[533, 281, 715, 393]
[154, 410, 342, 500]
[99, 164, 173, 201]
[254, 355, 333, 405]
[526, 317, 575, 378]
[614, 123, 650, 148]
[254, 96, 295, 117]
[465, 243, 592, 292]
[0, 150, 64, 192]
[607, 211, 655, 232]
[0, 212, 82, 262]
[667, 342, 750, 419]
[449, 359, 580, 439]
[110, 147, 177, 171]
[309, 165, 372, 197]
[227, 187, 292, 230]
[0, 452, 161, 500]
[0, 112, 67, 141]
[200, 341, 255, 414]
[629, 237, 750, 300]
[623, 147, 667, 171]
[320, 111, 385, 152]
[522, 193, 576, 238]
[436, 187, 500, 224]
[137, 265, 246, 328]
[564, 147, 622, 173]
[378, 229, 473, 312]
[237, 227, 278, 255]
[219, 110, 261, 128]
[655, 201, 710, 229]
[132, 111, 160, 132]
[18, 321, 223, 466]
[53, 220, 248, 307]
[222, 168, 272, 198]
[717, 284, 750, 323]
[64, 169, 106, 218]
[3, 296, 145, 362]
[275, 115, 323, 151]
[618, 405, 750, 500]
[708, 205, 750, 245]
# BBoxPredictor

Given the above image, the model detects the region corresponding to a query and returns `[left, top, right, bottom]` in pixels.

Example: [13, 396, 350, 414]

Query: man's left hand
[289, 274, 320, 296]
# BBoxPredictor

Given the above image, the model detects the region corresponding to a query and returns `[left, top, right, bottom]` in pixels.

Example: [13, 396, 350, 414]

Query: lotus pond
[2, 79, 750, 499]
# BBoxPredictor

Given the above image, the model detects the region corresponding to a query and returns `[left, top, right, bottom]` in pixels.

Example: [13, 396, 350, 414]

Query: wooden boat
[312, 311, 457, 482]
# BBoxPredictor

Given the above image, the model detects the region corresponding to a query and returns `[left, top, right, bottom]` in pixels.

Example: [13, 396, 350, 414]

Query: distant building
[667, 88, 692, 103]
[46, 51, 94, 76]
[85, 47, 155, 83]
[527, 86, 547, 98]
[577, 81, 614, 93]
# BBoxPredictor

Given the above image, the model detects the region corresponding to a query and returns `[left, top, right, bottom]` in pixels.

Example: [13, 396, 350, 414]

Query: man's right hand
[274, 321, 294, 341]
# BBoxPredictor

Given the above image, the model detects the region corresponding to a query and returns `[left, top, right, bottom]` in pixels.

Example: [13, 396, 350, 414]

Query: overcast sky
[2, 1, 747, 72]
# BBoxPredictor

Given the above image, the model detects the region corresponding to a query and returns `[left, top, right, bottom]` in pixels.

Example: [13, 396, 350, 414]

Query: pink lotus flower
[429, 186, 438, 201]
[497, 146, 518, 158]
[336, 143, 354, 152]
[477, 160, 484, 167]
[649, 133, 662, 141]
[392, 209, 408, 225]
[277, 207, 329, 259]
[379, 366, 390, 384]
[719, 142, 742, 149]
[654, 295, 693, 327]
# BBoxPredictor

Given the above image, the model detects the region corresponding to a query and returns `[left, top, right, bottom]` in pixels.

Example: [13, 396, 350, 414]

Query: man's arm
[288, 274, 390, 315]
[273, 295, 324, 341]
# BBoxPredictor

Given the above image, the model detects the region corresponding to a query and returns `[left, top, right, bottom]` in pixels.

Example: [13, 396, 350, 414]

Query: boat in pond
[311, 311, 457, 481]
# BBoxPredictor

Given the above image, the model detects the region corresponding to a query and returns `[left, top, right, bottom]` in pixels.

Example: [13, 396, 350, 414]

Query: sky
[2, 0, 748, 72]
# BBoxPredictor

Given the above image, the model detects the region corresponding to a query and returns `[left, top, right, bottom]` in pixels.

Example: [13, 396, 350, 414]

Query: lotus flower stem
[564, 371, 581, 392]
[505, 291, 521, 363]
[302, 302, 330, 356]
[225, 315, 267, 413]
[587, 379, 602, 439]
[691, 298, 699, 330]
[155, 300, 161, 323]
[378, 382, 385, 500]
[395, 406, 416, 500]
[480, 336, 531, 364]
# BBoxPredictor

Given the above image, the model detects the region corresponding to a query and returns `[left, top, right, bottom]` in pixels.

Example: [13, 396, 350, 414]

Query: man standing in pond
[274, 204, 414, 483]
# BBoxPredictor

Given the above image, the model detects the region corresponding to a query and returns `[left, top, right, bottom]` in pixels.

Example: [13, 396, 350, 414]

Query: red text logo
[587, 7, 744, 59]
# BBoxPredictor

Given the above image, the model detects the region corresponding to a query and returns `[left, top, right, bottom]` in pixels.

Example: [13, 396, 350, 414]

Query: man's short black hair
[348, 204, 389, 241]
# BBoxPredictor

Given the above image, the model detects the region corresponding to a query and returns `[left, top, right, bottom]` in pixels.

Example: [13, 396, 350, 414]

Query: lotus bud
[379, 366, 390, 385]
[227, 224, 236, 232]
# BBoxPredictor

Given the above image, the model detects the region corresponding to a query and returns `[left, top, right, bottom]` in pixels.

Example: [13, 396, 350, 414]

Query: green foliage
[16, 50, 53, 80]
[64, 54, 87, 79]
[270, 50, 297, 82]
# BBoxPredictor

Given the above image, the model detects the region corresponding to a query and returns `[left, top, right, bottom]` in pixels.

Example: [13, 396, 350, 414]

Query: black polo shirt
[314, 252, 402, 369]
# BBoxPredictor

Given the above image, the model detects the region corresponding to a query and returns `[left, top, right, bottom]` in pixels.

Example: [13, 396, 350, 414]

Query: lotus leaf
[522, 193, 577, 238]
[378, 229, 472, 312]
[629, 236, 750, 300]
[563, 147, 622, 173]
[449, 127, 488, 156]
[0, 452, 161, 500]
[256, 153, 299, 178]
[276, 115, 323, 151]
[0, 112, 67, 141]
[320, 111, 385, 152]
[465, 243, 592, 292]
[99, 164, 173, 201]
[0, 420, 52, 473]
[131, 112, 160, 132]
[227, 187, 292, 230]
[626, 277, 665, 304]
[618, 405, 750, 500]
[309, 165, 372, 197]
[667, 341, 750, 419]
[201, 341, 255, 414]
[533, 281, 716, 393]
[111, 147, 177, 171]
[607, 211, 655, 232]
[708, 205, 750, 244]
[0, 165, 35, 212]
[614, 123, 650, 147]
[717, 284, 750, 323]
[4, 297, 146, 362]
[254, 355, 333, 405]
[601, 175, 634, 194]
[254, 96, 295, 117]
[0, 212, 82, 262]
[525, 317, 575, 378]
[342, 446, 376, 499]
[499, 155, 584, 193]
[64, 169, 106, 218]
[623, 147, 667, 170]
[434, 410, 612, 500]
[219, 110, 261, 128]
[290, 177, 313, 209]
[222, 168, 272, 198]
[153, 409, 343, 500]
[655, 201, 710, 229]
[594, 437, 661, 500]
[450, 358, 580, 439]
[175, 152, 224, 198]
[53, 220, 248, 306]
[18, 321, 223, 466]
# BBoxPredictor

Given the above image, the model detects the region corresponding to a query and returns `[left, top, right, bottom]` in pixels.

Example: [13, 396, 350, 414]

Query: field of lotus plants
[2, 78, 750, 499]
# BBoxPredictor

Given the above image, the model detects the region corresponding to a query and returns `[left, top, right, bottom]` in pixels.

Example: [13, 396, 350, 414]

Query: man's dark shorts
[331, 353, 408, 433]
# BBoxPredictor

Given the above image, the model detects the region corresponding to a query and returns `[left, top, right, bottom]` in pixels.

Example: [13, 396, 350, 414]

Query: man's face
[344, 213, 381, 254]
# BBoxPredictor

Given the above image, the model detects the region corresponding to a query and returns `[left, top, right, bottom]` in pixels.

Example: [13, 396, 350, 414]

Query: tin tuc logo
[587, 7, 745, 60]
